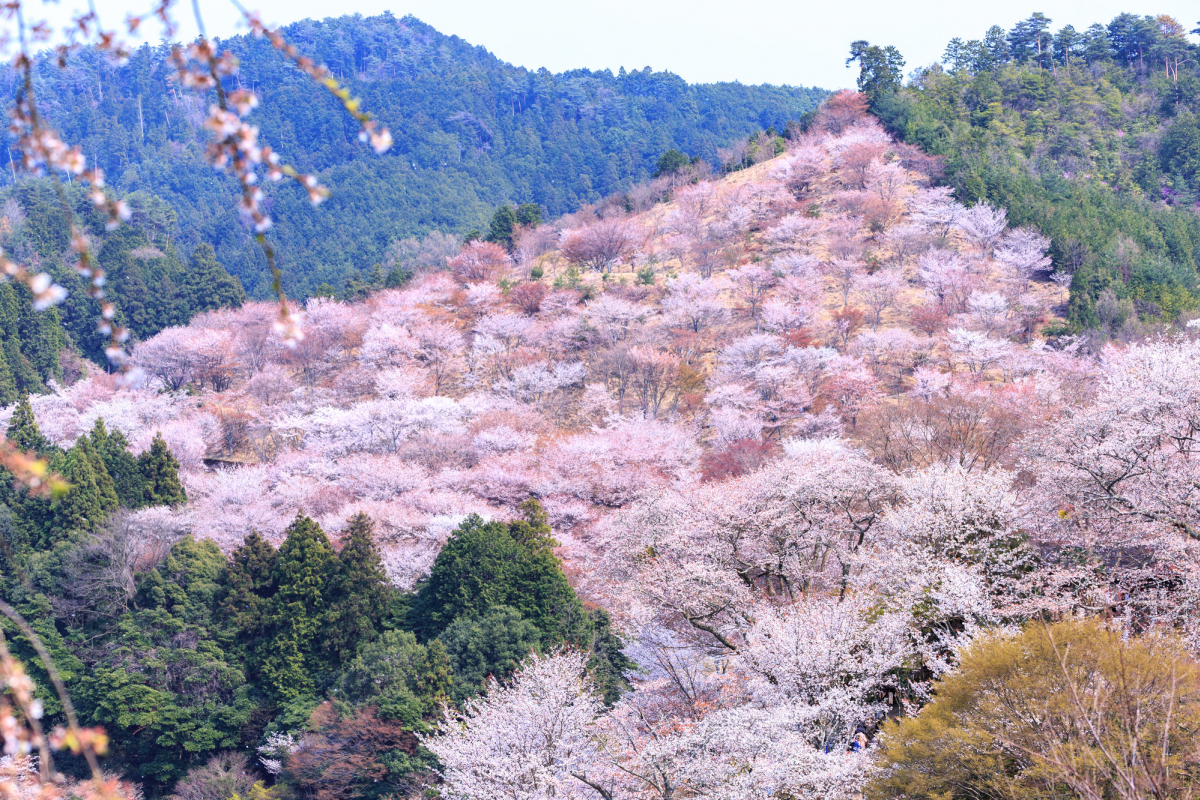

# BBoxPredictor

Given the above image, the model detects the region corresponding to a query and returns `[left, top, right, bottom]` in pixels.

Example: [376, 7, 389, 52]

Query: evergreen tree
[88, 419, 146, 508]
[384, 266, 411, 288]
[75, 435, 120, 512]
[846, 40, 907, 108]
[437, 605, 540, 703]
[0, 343, 17, 406]
[324, 513, 389, 663]
[335, 629, 452, 725]
[138, 432, 186, 506]
[587, 608, 636, 705]
[182, 243, 245, 315]
[515, 203, 543, 228]
[485, 204, 518, 250]
[77, 537, 254, 795]
[366, 262, 384, 287]
[6, 394, 50, 454]
[48, 442, 118, 544]
[217, 531, 279, 662]
[653, 149, 690, 178]
[408, 500, 588, 645]
[260, 514, 333, 700]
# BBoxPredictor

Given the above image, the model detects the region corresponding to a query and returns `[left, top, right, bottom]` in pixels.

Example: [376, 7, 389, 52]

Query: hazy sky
[80, 0, 1200, 88]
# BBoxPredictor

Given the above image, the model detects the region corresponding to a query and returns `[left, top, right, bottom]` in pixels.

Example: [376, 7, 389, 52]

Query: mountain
[851, 13, 1200, 328]
[10, 13, 827, 297]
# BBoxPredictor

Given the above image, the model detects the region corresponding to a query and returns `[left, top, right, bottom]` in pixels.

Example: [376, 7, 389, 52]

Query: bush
[870, 619, 1200, 800]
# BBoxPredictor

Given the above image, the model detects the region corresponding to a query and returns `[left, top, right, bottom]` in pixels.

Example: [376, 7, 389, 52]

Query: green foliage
[876, 12, 1200, 327]
[409, 499, 633, 703]
[335, 629, 452, 726]
[515, 202, 542, 228]
[324, 513, 390, 665]
[8, 14, 826, 297]
[846, 40, 906, 106]
[76, 537, 254, 796]
[587, 608, 637, 706]
[138, 432, 186, 507]
[45, 438, 119, 546]
[183, 243, 246, 314]
[260, 514, 334, 701]
[408, 501, 586, 643]
[216, 530, 279, 659]
[6, 394, 50, 454]
[869, 619, 1200, 800]
[1, 181, 244, 363]
[0, 282, 67, 402]
[87, 420, 146, 508]
[438, 605, 541, 703]
[653, 148, 690, 177]
[484, 204, 518, 250]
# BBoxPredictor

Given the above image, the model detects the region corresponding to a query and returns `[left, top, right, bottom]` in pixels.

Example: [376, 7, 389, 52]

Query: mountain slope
[12, 14, 826, 296]
[853, 13, 1200, 328]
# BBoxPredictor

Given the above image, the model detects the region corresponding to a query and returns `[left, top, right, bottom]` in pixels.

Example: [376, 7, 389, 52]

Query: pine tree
[0, 345, 18, 408]
[88, 419, 146, 507]
[138, 433, 186, 506]
[48, 442, 118, 544]
[366, 262, 384, 287]
[217, 530, 279, 671]
[75, 435, 119, 512]
[183, 244, 245, 315]
[262, 514, 333, 699]
[408, 501, 586, 644]
[6, 394, 50, 454]
[3, 338, 40, 395]
[586, 608, 635, 705]
[515, 203, 542, 228]
[485, 205, 518, 250]
[325, 513, 389, 663]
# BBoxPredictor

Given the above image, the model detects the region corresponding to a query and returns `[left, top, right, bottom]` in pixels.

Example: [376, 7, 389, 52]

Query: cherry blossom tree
[953, 203, 1008, 259]
[662, 274, 727, 334]
[917, 249, 976, 312]
[424, 651, 606, 800]
[855, 269, 905, 330]
[450, 241, 512, 283]
[907, 186, 961, 241]
[728, 264, 777, 323]
[133, 327, 198, 391]
[561, 219, 640, 273]
[824, 259, 866, 307]
[765, 214, 825, 251]
[1028, 337, 1200, 546]
[967, 291, 1009, 336]
[995, 227, 1052, 296]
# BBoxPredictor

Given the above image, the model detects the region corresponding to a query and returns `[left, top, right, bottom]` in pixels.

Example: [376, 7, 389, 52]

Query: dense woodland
[5, 14, 825, 297]
[2, 9, 1200, 800]
[853, 13, 1200, 327]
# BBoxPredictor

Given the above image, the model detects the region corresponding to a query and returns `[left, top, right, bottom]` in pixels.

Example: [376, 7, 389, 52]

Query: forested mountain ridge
[11, 13, 826, 296]
[851, 12, 1200, 328]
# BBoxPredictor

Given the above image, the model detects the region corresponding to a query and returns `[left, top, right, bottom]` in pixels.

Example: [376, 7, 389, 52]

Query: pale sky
[52, 0, 1200, 88]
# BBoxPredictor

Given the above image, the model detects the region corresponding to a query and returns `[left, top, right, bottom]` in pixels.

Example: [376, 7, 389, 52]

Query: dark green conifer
[325, 513, 389, 662]
[260, 514, 333, 700]
[6, 394, 49, 454]
[182, 244, 245, 314]
[138, 433, 186, 506]
[74, 435, 119, 512]
[49, 442, 117, 543]
[88, 419, 145, 507]
[485, 204, 518, 250]
[409, 500, 585, 644]
[218, 530, 279, 634]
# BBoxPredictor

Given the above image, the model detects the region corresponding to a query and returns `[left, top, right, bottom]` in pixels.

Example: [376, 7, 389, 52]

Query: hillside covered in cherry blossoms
[6, 84, 1200, 799]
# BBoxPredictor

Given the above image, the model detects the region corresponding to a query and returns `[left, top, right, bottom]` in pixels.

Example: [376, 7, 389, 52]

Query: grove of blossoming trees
[8, 92, 1200, 799]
